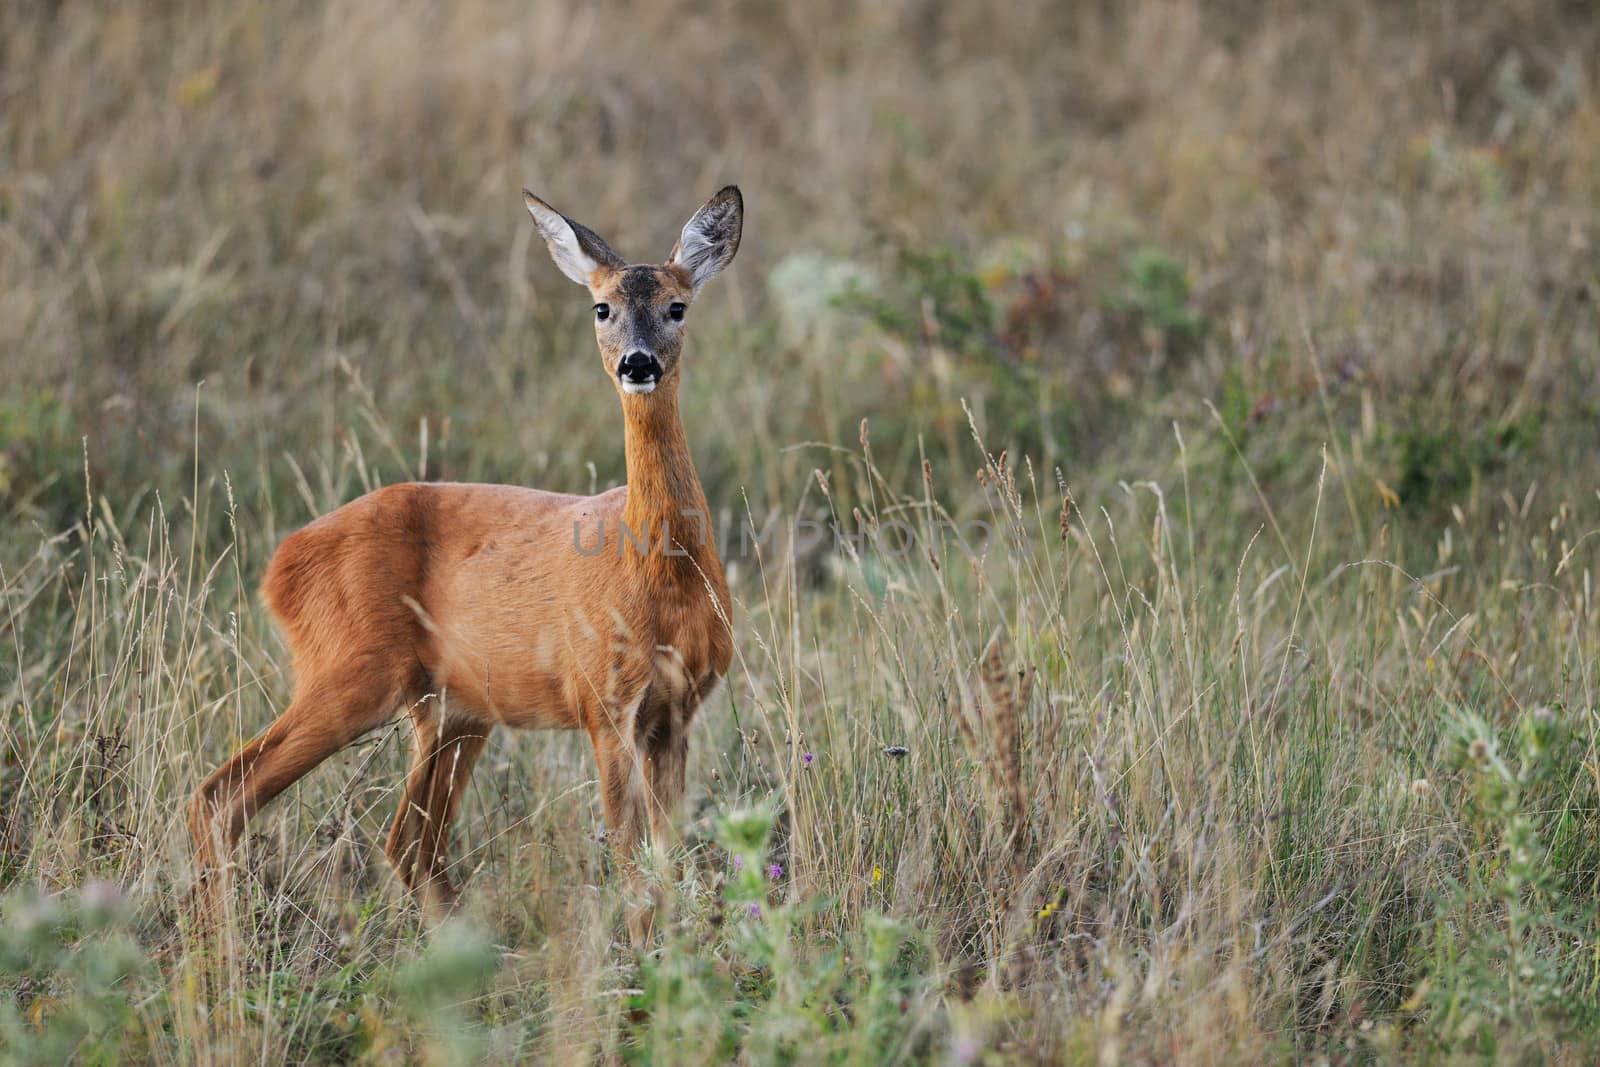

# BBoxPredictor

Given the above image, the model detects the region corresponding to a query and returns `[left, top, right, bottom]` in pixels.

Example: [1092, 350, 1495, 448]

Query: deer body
[190, 187, 742, 942]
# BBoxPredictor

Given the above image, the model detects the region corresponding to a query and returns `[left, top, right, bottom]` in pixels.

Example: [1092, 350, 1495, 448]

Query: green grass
[4, 1, 1600, 1062]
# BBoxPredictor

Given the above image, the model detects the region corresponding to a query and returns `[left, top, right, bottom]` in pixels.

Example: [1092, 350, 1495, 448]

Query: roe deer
[189, 186, 741, 943]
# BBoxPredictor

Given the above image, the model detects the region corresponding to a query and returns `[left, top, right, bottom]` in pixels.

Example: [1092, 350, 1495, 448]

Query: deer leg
[641, 709, 689, 849]
[189, 674, 399, 875]
[588, 713, 654, 946]
[408, 715, 489, 910]
[384, 703, 443, 888]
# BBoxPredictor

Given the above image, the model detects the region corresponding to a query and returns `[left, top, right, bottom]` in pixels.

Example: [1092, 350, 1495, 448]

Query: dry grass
[4, 1, 1600, 1062]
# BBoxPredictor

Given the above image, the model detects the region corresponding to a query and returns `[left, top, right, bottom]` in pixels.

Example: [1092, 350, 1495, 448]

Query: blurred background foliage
[2, 0, 1595, 547]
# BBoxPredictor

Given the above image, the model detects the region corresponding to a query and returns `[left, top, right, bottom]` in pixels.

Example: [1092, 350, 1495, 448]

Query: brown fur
[189, 188, 741, 943]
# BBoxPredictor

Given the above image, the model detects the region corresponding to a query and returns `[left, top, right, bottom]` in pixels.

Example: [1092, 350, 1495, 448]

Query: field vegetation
[4, 1, 1600, 1062]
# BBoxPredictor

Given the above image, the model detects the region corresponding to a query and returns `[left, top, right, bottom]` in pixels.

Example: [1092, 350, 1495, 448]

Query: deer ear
[667, 185, 742, 293]
[523, 190, 623, 287]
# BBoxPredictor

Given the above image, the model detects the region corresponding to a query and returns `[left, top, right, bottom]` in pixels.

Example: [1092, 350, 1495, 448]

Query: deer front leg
[588, 715, 655, 947]
[641, 709, 689, 849]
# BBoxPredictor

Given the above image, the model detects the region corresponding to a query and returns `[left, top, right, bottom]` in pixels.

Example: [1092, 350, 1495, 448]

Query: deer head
[522, 185, 743, 398]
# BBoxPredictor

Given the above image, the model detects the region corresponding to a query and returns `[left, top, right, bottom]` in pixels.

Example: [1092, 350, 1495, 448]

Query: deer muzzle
[617, 350, 663, 394]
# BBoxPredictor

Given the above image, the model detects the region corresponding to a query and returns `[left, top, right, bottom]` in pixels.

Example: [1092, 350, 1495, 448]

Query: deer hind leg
[384, 703, 443, 888]
[416, 719, 488, 909]
[385, 708, 489, 910]
[189, 672, 401, 877]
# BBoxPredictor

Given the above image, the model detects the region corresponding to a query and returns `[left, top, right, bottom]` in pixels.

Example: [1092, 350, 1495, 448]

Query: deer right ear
[523, 190, 624, 287]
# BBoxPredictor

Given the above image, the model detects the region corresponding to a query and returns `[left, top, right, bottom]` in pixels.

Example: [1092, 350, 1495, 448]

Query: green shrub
[0, 883, 146, 1065]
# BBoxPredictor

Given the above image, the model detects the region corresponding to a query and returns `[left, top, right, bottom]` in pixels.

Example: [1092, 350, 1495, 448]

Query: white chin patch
[621, 379, 657, 395]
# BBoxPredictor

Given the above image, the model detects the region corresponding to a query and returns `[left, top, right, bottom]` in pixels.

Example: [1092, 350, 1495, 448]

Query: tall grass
[4, 1, 1600, 1062]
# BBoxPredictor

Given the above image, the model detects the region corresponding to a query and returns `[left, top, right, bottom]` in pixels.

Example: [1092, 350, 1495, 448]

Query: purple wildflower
[732, 855, 743, 871]
[767, 863, 783, 879]
[747, 903, 761, 919]
[802, 751, 814, 767]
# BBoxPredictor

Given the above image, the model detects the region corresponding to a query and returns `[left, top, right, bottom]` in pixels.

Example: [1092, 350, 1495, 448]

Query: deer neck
[620, 389, 718, 580]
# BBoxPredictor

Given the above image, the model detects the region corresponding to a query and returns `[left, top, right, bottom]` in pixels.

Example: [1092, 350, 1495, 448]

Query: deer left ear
[667, 185, 742, 293]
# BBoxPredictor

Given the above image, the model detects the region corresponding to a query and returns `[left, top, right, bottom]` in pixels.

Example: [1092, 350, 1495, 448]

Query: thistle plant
[0, 882, 146, 1065]
[1416, 707, 1594, 1055]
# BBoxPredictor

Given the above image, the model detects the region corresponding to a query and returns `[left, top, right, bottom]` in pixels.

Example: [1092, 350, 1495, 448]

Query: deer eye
[593, 303, 610, 322]
[667, 302, 686, 322]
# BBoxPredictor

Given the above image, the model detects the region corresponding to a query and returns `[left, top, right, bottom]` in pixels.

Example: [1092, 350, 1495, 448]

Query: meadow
[4, 1, 1600, 1062]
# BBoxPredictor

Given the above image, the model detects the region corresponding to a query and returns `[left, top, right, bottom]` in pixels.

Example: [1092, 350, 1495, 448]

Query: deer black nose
[616, 350, 663, 391]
